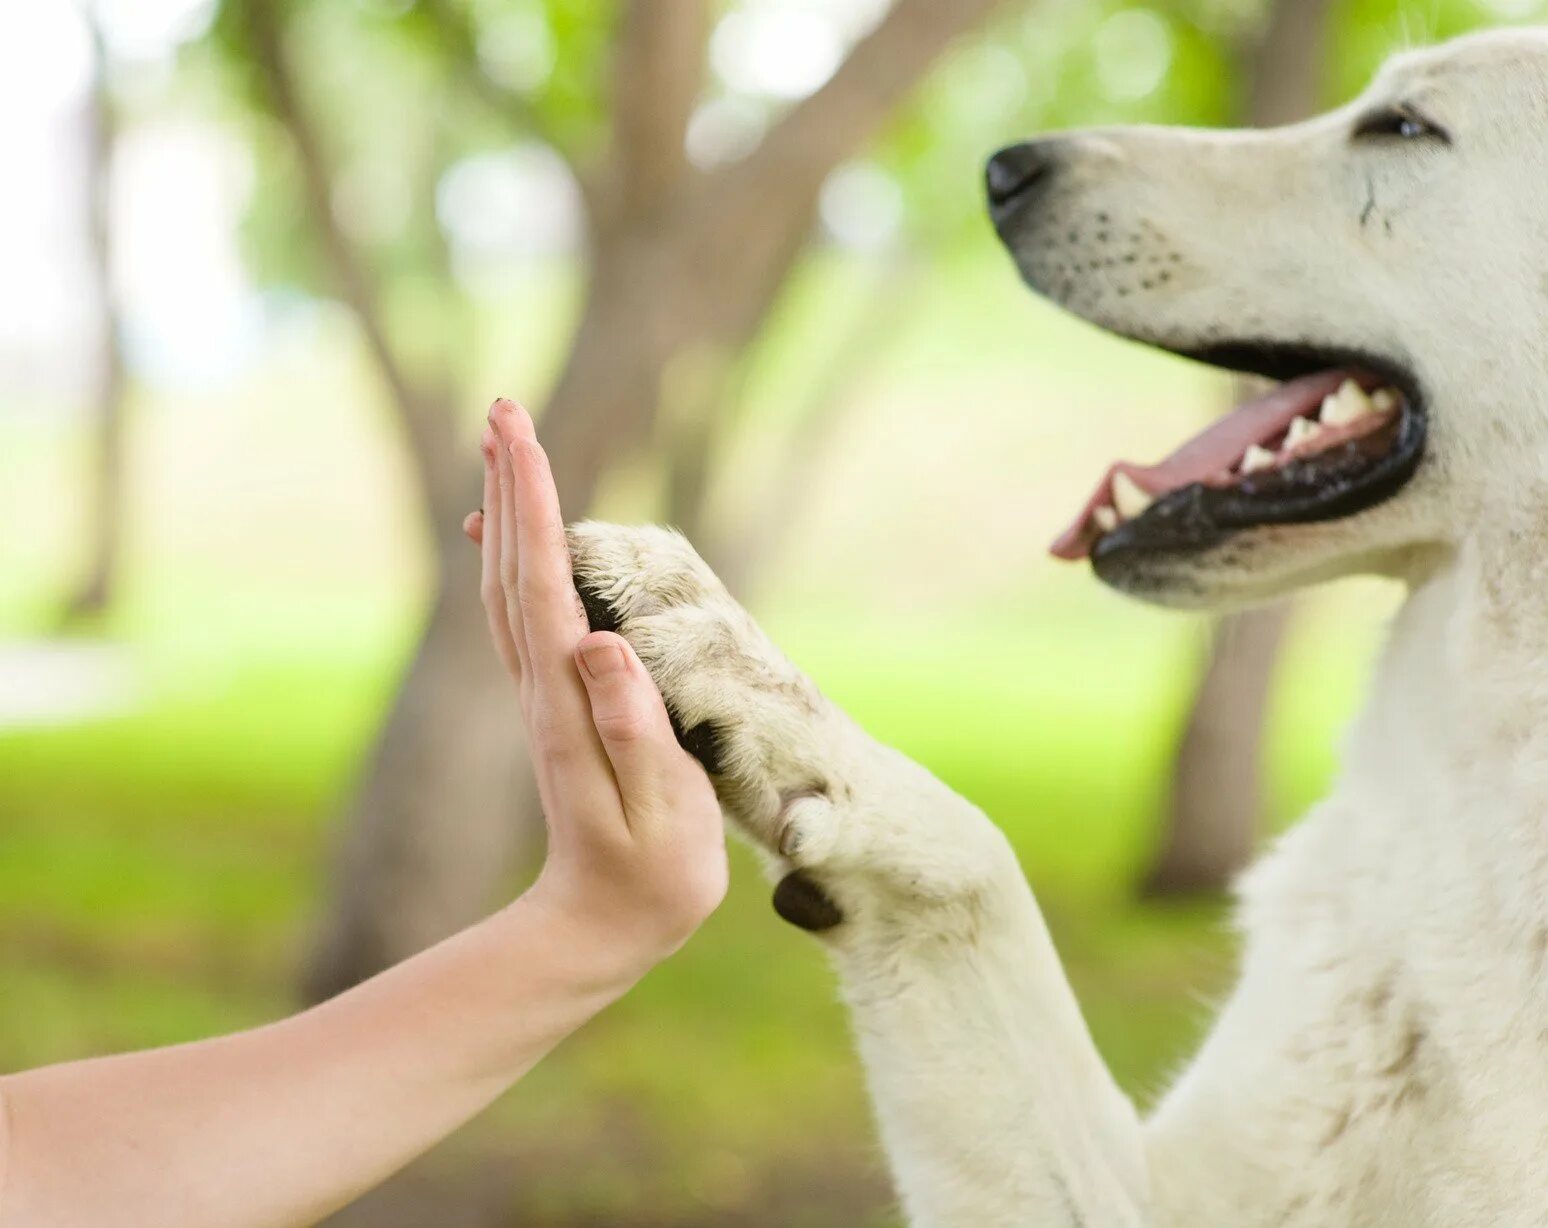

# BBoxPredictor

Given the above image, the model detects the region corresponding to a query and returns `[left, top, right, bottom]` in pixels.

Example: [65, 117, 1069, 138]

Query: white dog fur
[570, 28, 1548, 1227]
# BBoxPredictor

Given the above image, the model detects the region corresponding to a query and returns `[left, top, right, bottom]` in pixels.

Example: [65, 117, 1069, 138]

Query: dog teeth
[1371, 387, 1400, 414]
[1111, 472, 1153, 519]
[1093, 505, 1119, 533]
[1319, 379, 1376, 427]
[1241, 445, 1276, 474]
[1285, 416, 1322, 449]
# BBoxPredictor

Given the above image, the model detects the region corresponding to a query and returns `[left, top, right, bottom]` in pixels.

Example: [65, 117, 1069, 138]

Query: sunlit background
[1, 1, 1538, 1224]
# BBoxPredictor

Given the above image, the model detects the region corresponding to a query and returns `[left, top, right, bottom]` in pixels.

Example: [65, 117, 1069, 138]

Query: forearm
[0, 897, 638, 1228]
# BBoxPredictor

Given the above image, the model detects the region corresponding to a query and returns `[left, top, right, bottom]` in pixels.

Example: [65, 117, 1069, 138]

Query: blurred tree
[1142, 0, 1333, 896]
[224, 0, 532, 1002]
[216, 0, 1008, 997]
[61, 9, 127, 624]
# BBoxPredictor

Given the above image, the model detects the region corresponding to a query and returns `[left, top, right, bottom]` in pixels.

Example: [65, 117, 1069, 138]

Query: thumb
[575, 631, 684, 806]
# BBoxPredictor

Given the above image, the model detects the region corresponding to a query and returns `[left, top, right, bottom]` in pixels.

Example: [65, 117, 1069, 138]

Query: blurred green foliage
[184, 0, 1548, 397]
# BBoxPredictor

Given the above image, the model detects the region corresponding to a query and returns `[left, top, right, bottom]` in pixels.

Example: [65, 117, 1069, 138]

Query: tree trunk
[1142, 0, 1333, 896]
[1145, 603, 1291, 893]
[303, 528, 539, 998]
[231, 0, 535, 1000]
[62, 22, 126, 624]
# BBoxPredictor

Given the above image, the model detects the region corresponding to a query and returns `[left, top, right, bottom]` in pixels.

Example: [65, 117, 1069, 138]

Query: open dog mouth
[1051, 356, 1427, 565]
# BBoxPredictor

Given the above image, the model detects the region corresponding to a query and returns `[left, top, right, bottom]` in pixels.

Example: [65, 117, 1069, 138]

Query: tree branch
[239, 0, 462, 526]
[417, 0, 565, 151]
[605, 0, 710, 224]
[547, 0, 1013, 521]
[62, 11, 128, 622]
[1241, 0, 1333, 126]
[721, 0, 1007, 211]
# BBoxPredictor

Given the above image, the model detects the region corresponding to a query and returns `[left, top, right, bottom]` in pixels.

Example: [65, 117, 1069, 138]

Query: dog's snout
[985, 141, 1057, 211]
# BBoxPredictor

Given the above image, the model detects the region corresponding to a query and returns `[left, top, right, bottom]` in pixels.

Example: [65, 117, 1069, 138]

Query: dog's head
[991, 28, 1548, 609]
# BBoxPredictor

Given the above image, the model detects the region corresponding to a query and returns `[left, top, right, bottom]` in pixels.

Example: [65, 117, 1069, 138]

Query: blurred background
[0, 0, 1535, 1223]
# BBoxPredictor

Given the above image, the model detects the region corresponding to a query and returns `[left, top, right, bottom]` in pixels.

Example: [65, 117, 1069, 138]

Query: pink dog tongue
[1049, 370, 1363, 561]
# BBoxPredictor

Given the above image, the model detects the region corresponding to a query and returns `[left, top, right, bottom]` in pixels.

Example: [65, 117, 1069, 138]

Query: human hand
[465, 400, 728, 979]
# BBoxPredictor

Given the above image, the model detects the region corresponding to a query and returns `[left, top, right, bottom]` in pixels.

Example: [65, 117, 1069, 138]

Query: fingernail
[579, 642, 626, 678]
[480, 428, 496, 456]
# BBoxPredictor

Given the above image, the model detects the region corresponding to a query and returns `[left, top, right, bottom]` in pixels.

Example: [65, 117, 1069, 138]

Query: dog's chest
[1272, 784, 1548, 1224]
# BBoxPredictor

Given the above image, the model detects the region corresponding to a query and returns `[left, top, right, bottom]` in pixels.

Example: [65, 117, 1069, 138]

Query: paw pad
[772, 871, 845, 932]
[575, 577, 622, 635]
[574, 567, 730, 776]
[668, 714, 727, 776]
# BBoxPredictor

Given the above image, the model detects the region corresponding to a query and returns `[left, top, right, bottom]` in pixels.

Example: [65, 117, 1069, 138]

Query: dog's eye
[1352, 104, 1449, 144]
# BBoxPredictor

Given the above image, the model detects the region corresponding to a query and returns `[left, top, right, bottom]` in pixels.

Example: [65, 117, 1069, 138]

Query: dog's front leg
[569, 523, 1151, 1227]
[817, 749, 1150, 1227]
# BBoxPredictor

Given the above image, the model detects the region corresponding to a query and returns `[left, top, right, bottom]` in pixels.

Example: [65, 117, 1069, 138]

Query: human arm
[0, 400, 726, 1228]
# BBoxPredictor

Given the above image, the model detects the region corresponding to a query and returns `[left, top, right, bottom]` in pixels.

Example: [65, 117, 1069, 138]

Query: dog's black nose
[985, 141, 1055, 210]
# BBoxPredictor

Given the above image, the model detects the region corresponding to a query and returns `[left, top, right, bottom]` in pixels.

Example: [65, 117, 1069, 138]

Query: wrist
[492, 889, 667, 998]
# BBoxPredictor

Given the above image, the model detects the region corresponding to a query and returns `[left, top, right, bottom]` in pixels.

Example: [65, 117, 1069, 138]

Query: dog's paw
[568, 522, 1014, 933]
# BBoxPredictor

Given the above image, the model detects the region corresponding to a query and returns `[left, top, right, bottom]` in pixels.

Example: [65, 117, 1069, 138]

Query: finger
[492, 410, 529, 682]
[492, 401, 588, 684]
[477, 429, 521, 681]
[575, 632, 695, 818]
[489, 400, 612, 808]
[463, 510, 483, 545]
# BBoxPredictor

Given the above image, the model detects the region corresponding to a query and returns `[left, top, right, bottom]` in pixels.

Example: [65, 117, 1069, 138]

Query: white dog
[569, 28, 1548, 1227]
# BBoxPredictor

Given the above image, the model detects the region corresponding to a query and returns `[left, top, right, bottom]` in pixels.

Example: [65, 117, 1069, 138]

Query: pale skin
[0, 399, 727, 1228]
